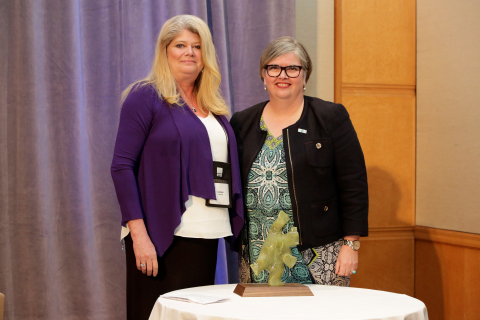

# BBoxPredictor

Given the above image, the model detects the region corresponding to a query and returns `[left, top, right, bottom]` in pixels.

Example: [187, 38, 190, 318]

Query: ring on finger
[140, 263, 146, 268]
[352, 270, 356, 275]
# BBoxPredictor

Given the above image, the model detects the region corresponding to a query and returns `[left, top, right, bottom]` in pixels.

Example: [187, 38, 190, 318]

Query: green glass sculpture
[250, 211, 299, 286]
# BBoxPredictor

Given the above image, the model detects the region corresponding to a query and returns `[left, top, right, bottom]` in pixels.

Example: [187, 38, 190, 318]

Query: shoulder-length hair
[122, 15, 229, 115]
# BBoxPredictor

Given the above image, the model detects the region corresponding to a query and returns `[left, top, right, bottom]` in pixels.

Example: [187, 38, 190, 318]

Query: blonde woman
[111, 15, 243, 320]
[231, 37, 368, 287]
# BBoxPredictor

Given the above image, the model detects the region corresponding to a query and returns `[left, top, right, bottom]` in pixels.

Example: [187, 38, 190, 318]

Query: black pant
[125, 234, 219, 320]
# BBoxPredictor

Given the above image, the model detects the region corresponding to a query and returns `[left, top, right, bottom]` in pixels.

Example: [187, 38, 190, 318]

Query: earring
[264, 84, 267, 91]
[303, 85, 306, 91]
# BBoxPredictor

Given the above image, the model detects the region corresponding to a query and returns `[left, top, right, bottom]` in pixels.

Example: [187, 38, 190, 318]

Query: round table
[148, 284, 428, 320]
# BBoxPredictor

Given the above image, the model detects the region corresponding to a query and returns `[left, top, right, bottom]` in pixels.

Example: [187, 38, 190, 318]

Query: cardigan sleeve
[111, 85, 154, 226]
[329, 104, 369, 237]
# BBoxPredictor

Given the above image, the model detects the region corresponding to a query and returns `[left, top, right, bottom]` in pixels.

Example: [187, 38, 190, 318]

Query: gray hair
[259, 36, 312, 82]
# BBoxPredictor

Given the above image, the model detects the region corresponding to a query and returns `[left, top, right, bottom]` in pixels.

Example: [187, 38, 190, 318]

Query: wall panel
[335, 0, 416, 295]
[343, 91, 415, 228]
[342, 0, 416, 85]
[417, 0, 480, 234]
[415, 227, 480, 320]
[416, 1, 480, 315]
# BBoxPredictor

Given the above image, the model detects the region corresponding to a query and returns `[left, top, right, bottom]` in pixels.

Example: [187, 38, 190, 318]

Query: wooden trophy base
[234, 283, 314, 297]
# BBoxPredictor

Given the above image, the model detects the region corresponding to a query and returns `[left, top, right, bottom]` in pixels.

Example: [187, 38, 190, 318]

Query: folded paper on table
[160, 292, 231, 305]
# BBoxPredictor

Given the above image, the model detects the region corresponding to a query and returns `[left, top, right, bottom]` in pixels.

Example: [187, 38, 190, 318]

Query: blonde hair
[122, 15, 229, 115]
[259, 36, 312, 83]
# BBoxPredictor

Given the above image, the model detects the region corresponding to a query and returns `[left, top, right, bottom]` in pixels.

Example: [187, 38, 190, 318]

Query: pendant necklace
[184, 96, 197, 112]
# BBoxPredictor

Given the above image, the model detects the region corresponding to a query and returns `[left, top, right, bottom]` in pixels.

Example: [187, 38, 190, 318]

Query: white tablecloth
[148, 284, 428, 320]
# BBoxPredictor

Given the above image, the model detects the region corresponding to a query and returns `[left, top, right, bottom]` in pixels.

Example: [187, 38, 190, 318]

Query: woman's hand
[127, 219, 158, 277]
[335, 236, 360, 277]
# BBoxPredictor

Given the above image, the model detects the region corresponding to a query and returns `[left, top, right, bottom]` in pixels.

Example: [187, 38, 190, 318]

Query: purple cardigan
[111, 84, 244, 256]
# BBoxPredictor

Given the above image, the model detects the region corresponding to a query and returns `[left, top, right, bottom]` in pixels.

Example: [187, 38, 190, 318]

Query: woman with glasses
[230, 36, 368, 286]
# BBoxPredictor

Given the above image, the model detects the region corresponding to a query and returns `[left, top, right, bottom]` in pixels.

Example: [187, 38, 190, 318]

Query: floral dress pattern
[242, 118, 313, 284]
[238, 117, 351, 287]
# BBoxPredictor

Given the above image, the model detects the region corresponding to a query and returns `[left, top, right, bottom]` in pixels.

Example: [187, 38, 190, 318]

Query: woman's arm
[111, 86, 153, 226]
[111, 85, 158, 276]
[335, 235, 360, 276]
[328, 104, 368, 276]
[329, 104, 369, 237]
[128, 219, 158, 277]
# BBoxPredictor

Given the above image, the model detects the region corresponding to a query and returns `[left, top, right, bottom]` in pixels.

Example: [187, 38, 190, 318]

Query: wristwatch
[342, 239, 360, 251]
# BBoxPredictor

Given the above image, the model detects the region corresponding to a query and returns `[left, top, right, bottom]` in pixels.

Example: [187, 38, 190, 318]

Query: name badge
[209, 182, 230, 206]
[206, 161, 232, 208]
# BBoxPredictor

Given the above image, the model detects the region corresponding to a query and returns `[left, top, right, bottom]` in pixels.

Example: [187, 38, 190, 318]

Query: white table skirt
[148, 284, 428, 320]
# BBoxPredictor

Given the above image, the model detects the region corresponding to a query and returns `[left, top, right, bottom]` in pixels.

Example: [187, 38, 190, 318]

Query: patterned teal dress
[244, 118, 312, 284]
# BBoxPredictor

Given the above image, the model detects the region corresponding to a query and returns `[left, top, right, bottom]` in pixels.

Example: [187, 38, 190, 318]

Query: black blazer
[230, 96, 368, 250]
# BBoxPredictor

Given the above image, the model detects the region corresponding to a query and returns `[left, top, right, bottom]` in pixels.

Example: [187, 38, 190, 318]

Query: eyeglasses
[264, 65, 303, 78]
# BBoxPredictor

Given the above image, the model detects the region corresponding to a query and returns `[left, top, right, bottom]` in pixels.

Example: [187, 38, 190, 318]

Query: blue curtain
[0, 1, 294, 319]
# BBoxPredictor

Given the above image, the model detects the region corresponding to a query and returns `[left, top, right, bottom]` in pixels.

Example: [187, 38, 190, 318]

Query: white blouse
[174, 112, 233, 238]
